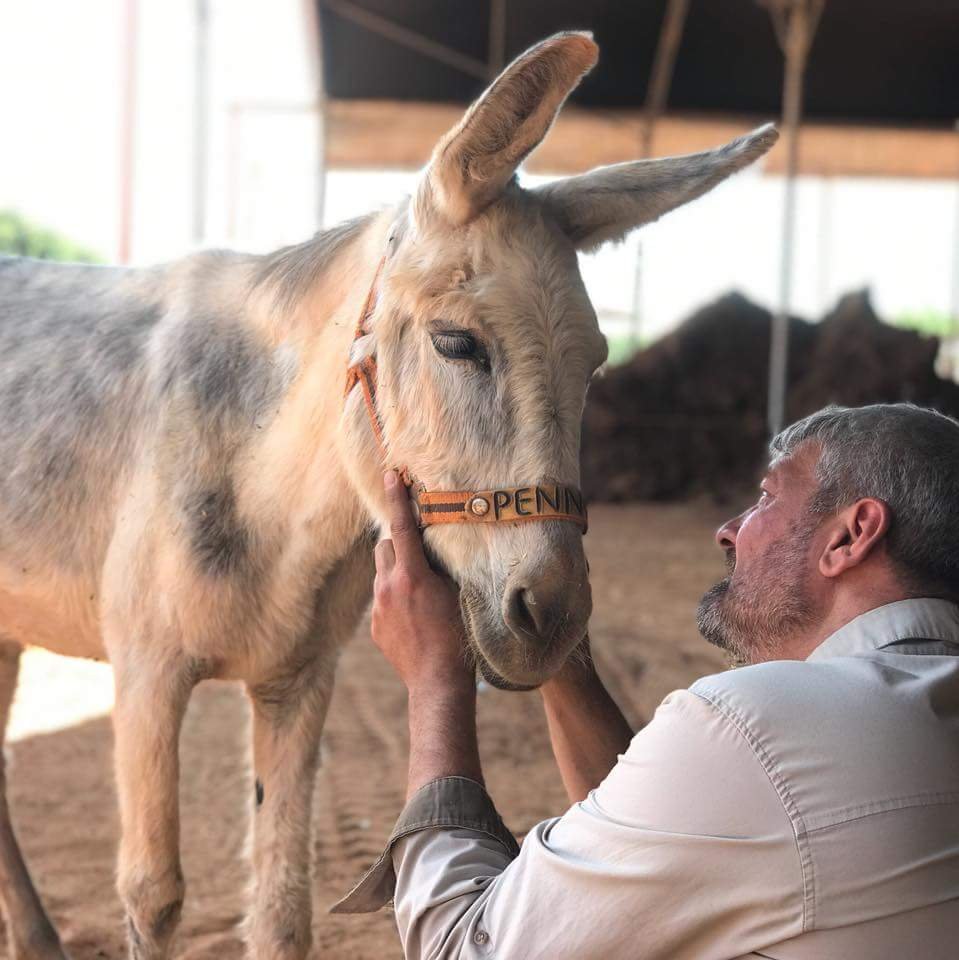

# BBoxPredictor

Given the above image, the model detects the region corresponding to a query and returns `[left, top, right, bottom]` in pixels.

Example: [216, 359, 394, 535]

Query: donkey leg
[0, 642, 69, 960]
[246, 657, 335, 960]
[112, 653, 195, 960]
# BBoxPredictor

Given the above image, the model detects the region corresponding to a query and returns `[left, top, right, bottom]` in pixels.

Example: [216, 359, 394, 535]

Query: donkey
[0, 31, 776, 960]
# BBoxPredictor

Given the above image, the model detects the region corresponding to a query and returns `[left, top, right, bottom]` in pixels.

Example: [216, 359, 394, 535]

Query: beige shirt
[334, 598, 959, 959]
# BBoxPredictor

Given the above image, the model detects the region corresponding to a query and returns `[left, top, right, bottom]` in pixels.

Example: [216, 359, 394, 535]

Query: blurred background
[3, 1, 957, 344]
[2, 4, 958, 958]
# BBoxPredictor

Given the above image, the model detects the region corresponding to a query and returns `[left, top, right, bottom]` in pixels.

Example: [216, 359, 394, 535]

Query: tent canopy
[317, 0, 958, 125]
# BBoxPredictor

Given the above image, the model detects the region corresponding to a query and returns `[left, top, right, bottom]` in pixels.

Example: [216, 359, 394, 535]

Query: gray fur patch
[157, 310, 297, 579]
[159, 318, 286, 428]
[0, 260, 161, 563]
[185, 483, 250, 577]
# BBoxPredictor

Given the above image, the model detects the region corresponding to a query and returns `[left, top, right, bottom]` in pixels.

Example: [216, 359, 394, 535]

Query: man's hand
[373, 471, 483, 797]
[371, 470, 473, 697]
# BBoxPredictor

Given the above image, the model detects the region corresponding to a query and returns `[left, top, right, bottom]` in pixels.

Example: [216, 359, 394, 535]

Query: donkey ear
[417, 32, 598, 227]
[534, 124, 779, 252]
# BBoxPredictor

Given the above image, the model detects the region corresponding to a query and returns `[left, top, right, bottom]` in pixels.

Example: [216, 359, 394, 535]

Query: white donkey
[0, 31, 776, 960]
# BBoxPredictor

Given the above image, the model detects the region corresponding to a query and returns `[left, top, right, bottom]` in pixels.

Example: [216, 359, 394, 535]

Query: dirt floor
[6, 500, 733, 959]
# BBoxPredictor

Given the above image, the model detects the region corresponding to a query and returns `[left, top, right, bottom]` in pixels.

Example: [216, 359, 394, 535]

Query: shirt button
[473, 929, 489, 945]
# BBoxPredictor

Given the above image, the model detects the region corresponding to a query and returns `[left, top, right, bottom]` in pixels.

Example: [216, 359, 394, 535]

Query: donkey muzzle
[459, 527, 591, 689]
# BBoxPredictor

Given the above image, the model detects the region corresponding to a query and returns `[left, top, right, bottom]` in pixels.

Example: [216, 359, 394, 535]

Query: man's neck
[775, 585, 918, 662]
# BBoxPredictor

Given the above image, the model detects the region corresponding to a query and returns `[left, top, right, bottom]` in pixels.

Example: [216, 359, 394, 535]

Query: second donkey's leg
[112, 652, 196, 960]
[247, 656, 335, 960]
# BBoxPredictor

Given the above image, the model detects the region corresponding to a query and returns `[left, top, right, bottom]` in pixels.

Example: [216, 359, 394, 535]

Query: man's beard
[696, 516, 819, 666]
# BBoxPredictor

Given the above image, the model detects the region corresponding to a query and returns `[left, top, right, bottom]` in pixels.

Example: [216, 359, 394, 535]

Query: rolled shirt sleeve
[334, 689, 806, 960]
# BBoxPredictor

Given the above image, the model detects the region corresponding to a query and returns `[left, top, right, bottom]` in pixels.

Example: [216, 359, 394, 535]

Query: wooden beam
[324, 99, 959, 180]
[487, 0, 507, 75]
[322, 0, 489, 81]
[641, 0, 691, 156]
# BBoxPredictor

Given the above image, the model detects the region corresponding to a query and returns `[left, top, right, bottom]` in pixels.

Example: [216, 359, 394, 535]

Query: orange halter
[343, 257, 588, 533]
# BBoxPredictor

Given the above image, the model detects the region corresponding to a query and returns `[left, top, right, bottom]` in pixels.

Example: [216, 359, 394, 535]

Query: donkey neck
[237, 213, 393, 550]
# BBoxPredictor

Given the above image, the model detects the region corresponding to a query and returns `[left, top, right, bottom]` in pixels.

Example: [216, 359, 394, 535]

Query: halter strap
[416, 484, 586, 528]
[343, 258, 587, 533]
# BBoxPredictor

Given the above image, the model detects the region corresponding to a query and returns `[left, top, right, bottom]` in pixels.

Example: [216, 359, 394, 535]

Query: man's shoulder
[688, 655, 891, 743]
[688, 652, 959, 799]
[693, 658, 807, 689]
[691, 657, 837, 707]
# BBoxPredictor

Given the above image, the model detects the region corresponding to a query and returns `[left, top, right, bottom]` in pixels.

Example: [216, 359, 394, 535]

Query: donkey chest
[174, 527, 376, 682]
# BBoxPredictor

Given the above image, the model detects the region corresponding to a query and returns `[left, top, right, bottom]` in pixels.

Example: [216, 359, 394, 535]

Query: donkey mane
[251, 212, 376, 311]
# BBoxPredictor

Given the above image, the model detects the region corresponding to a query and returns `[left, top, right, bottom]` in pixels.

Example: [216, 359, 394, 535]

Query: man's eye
[431, 330, 487, 366]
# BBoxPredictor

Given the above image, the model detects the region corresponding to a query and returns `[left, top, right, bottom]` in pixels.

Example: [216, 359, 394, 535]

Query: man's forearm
[541, 662, 634, 803]
[406, 682, 483, 800]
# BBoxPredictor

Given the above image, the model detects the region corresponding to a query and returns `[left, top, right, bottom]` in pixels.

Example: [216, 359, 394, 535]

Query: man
[334, 403, 959, 959]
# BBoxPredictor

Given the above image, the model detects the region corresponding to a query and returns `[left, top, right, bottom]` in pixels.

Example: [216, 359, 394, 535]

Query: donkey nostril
[506, 585, 545, 640]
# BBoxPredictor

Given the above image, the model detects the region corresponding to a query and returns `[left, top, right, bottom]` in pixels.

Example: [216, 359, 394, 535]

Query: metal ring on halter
[343, 256, 588, 534]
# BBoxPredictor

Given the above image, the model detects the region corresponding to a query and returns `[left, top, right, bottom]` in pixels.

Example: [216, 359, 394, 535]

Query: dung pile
[581, 290, 959, 502]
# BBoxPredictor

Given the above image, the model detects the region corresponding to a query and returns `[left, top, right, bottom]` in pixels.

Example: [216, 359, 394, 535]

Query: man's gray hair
[770, 403, 959, 600]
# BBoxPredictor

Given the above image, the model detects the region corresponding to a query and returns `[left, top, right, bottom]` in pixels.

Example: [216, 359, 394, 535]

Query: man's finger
[383, 470, 428, 571]
[374, 537, 396, 575]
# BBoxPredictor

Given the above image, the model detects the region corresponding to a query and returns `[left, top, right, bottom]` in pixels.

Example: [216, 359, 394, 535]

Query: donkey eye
[431, 330, 483, 363]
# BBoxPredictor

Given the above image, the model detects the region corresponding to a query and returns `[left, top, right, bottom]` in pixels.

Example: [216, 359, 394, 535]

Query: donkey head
[344, 32, 777, 688]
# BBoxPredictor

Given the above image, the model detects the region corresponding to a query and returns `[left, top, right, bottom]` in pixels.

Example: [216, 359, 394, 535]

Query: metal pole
[951, 120, 959, 331]
[488, 0, 507, 78]
[816, 175, 832, 312]
[305, 0, 328, 227]
[640, 0, 690, 157]
[226, 104, 240, 243]
[118, 0, 138, 263]
[192, 0, 211, 246]
[946, 119, 959, 380]
[768, 77, 801, 437]
[765, 0, 824, 437]
[316, 62, 327, 229]
[630, 0, 690, 350]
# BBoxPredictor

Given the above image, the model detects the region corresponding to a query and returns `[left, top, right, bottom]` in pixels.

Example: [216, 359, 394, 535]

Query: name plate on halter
[412, 483, 587, 532]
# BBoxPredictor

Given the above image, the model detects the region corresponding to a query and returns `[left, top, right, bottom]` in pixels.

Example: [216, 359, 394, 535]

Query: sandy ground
[6, 501, 732, 959]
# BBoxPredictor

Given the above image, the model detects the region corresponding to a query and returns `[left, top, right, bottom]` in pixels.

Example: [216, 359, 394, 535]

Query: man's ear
[534, 124, 778, 252]
[819, 498, 892, 578]
[415, 32, 598, 228]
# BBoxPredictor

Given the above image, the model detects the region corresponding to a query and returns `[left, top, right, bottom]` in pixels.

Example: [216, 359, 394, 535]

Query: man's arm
[405, 684, 481, 800]
[374, 468, 632, 804]
[342, 473, 803, 960]
[339, 687, 804, 960]
[540, 652, 635, 802]
[371, 470, 483, 800]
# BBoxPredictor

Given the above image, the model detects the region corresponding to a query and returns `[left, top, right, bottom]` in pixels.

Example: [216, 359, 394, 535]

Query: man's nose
[715, 514, 742, 550]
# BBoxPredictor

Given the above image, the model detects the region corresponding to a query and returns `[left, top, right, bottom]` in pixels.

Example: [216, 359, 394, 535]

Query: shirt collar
[807, 598, 959, 662]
